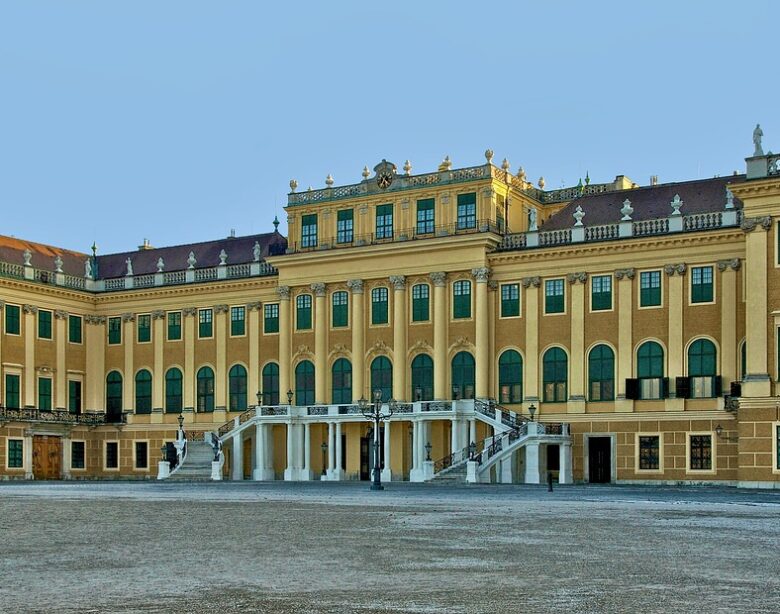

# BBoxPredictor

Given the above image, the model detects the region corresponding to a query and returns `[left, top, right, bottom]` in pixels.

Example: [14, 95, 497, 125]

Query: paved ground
[0, 482, 779, 613]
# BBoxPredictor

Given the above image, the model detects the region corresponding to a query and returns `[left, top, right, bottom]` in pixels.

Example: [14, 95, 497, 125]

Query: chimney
[650, 175, 659, 186]
[229, 229, 236, 238]
[138, 238, 154, 250]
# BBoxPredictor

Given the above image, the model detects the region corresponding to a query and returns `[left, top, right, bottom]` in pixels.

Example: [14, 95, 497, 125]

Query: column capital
[346, 279, 364, 294]
[182, 306, 197, 317]
[521, 276, 541, 288]
[717, 258, 741, 272]
[389, 275, 406, 290]
[54, 309, 69, 320]
[566, 271, 588, 284]
[246, 301, 262, 311]
[614, 268, 635, 280]
[214, 304, 229, 314]
[664, 263, 687, 276]
[277, 285, 291, 300]
[488, 280, 498, 291]
[85, 315, 106, 325]
[429, 271, 447, 287]
[0, 300, 4, 310]
[471, 267, 491, 283]
[22, 304, 38, 315]
[151, 310, 166, 320]
[121, 312, 135, 323]
[740, 215, 772, 233]
[310, 282, 327, 297]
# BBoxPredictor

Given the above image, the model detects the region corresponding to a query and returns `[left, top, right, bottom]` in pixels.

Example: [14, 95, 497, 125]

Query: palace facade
[2, 139, 780, 487]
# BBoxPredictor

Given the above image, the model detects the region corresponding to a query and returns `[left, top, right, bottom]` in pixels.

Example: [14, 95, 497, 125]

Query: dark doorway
[588, 437, 612, 483]
[547, 444, 560, 472]
[359, 428, 384, 481]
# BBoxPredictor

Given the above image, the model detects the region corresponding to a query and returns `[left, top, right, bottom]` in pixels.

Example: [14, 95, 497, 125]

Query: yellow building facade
[2, 140, 780, 487]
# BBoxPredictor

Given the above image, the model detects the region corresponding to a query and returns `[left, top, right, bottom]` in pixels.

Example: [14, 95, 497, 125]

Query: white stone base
[466, 461, 479, 483]
[283, 467, 299, 481]
[380, 468, 392, 482]
[299, 469, 315, 481]
[409, 468, 425, 483]
[252, 468, 274, 481]
[157, 461, 170, 480]
[211, 461, 223, 481]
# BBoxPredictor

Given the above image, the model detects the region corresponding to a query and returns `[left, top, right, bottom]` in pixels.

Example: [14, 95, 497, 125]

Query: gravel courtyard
[0, 482, 778, 614]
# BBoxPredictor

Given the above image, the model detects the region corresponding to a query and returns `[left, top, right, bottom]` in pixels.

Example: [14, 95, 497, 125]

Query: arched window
[370, 356, 393, 402]
[498, 350, 523, 404]
[542, 348, 567, 403]
[637, 341, 664, 400]
[165, 368, 183, 413]
[332, 358, 352, 404]
[295, 360, 315, 406]
[411, 354, 433, 401]
[588, 345, 614, 401]
[197, 366, 215, 412]
[688, 339, 718, 398]
[106, 371, 123, 419]
[262, 363, 279, 405]
[135, 369, 152, 414]
[229, 364, 248, 411]
[451, 352, 475, 399]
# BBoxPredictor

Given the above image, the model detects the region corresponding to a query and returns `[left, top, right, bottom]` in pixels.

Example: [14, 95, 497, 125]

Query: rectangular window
[639, 435, 660, 470]
[376, 204, 393, 240]
[108, 317, 122, 344]
[167, 311, 182, 341]
[691, 266, 714, 303]
[5, 374, 20, 408]
[301, 214, 318, 248]
[7, 439, 23, 469]
[337, 209, 354, 244]
[371, 287, 389, 325]
[591, 275, 612, 311]
[332, 292, 348, 327]
[135, 441, 148, 469]
[230, 306, 246, 336]
[68, 380, 82, 414]
[38, 309, 52, 339]
[38, 377, 52, 410]
[198, 309, 213, 338]
[416, 198, 435, 235]
[105, 442, 119, 470]
[264, 304, 279, 333]
[640, 271, 662, 307]
[545, 279, 565, 314]
[412, 284, 430, 322]
[137, 314, 151, 343]
[296, 295, 312, 330]
[456, 193, 477, 229]
[453, 280, 472, 319]
[68, 315, 82, 343]
[689, 434, 712, 470]
[639, 378, 664, 400]
[71, 441, 85, 469]
[500, 283, 520, 317]
[5, 304, 20, 335]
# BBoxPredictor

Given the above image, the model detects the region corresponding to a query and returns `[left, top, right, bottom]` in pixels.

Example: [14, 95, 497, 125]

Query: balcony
[0, 407, 126, 426]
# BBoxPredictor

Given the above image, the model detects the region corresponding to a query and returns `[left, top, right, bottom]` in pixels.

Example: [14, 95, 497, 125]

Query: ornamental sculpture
[157, 257, 165, 273]
[670, 194, 683, 216]
[187, 251, 197, 269]
[429, 271, 447, 287]
[310, 283, 326, 297]
[253, 241, 261, 262]
[346, 279, 364, 294]
[614, 268, 636, 280]
[620, 199, 634, 221]
[277, 286, 291, 300]
[219, 250, 228, 266]
[717, 258, 741, 272]
[23, 249, 32, 266]
[521, 276, 541, 288]
[389, 275, 406, 290]
[753, 123, 764, 157]
[54, 256, 63, 273]
[471, 267, 491, 283]
[567, 272, 588, 284]
[125, 258, 133, 276]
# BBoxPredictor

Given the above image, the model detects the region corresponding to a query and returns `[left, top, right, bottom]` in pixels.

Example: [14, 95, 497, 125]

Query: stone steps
[167, 441, 215, 481]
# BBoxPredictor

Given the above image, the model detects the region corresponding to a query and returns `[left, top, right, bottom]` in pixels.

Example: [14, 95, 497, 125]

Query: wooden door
[588, 437, 611, 484]
[33, 435, 62, 480]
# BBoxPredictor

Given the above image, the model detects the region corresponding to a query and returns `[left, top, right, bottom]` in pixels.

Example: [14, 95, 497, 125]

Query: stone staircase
[167, 441, 216, 481]
[430, 462, 468, 483]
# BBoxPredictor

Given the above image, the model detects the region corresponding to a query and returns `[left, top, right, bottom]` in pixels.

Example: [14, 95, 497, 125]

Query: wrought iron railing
[0, 407, 124, 425]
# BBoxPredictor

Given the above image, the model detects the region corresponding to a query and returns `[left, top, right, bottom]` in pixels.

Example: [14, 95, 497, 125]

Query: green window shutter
[108, 317, 122, 344]
[453, 281, 471, 319]
[297, 295, 312, 329]
[332, 292, 348, 327]
[71, 441, 85, 469]
[301, 214, 318, 248]
[545, 280, 564, 314]
[167, 312, 182, 340]
[416, 198, 435, 235]
[8, 440, 23, 468]
[137, 314, 151, 342]
[5, 304, 20, 335]
[542, 348, 568, 402]
[264, 304, 279, 333]
[412, 284, 430, 322]
[500, 284, 520, 317]
[498, 350, 523, 403]
[376, 204, 393, 239]
[68, 380, 82, 414]
[68, 315, 82, 343]
[5, 374, 20, 408]
[336, 209, 354, 244]
[38, 310, 52, 339]
[372, 288, 388, 324]
[640, 271, 661, 307]
[456, 193, 477, 229]
[198, 309, 213, 338]
[38, 377, 52, 410]
[591, 275, 612, 311]
[691, 266, 714, 303]
[230, 306, 245, 336]
[588, 344, 615, 401]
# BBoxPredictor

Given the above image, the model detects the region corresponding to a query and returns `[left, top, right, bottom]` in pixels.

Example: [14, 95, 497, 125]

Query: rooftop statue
[753, 123, 764, 157]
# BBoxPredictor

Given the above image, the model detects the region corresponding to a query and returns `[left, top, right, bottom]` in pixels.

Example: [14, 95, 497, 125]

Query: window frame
[687, 432, 716, 474]
[7, 438, 24, 469]
[411, 283, 430, 323]
[638, 269, 663, 309]
[165, 367, 183, 414]
[456, 192, 477, 230]
[590, 274, 613, 312]
[542, 347, 568, 403]
[498, 349, 523, 404]
[38, 309, 53, 340]
[108, 316, 122, 345]
[137, 313, 151, 343]
[690, 265, 716, 305]
[636, 341, 665, 400]
[499, 283, 521, 319]
[331, 291, 349, 328]
[635, 433, 663, 473]
[371, 287, 389, 326]
[230, 306, 246, 337]
[416, 198, 435, 235]
[4, 303, 21, 336]
[4, 372, 21, 409]
[588, 344, 615, 402]
[262, 362, 280, 406]
[68, 314, 83, 344]
[198, 308, 213, 339]
[38, 376, 52, 410]
[228, 364, 248, 412]
[375, 204, 394, 240]
[134, 440, 149, 471]
[264, 303, 280, 334]
[772, 421, 780, 474]
[134, 369, 152, 414]
[104, 440, 120, 471]
[296, 294, 313, 330]
[68, 379, 82, 414]
[336, 209, 354, 244]
[452, 280, 472, 320]
[167, 311, 182, 341]
[544, 279, 566, 315]
[70, 440, 86, 471]
[301, 213, 318, 249]
[196, 366, 215, 413]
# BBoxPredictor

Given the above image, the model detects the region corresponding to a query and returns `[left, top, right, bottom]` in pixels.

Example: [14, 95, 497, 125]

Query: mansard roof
[0, 235, 88, 277]
[540, 175, 745, 231]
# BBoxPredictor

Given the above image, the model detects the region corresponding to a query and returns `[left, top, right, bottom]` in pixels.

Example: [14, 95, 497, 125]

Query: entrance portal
[32, 435, 62, 480]
[588, 436, 611, 483]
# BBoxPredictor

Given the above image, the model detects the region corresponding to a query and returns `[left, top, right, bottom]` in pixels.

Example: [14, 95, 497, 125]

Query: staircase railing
[433, 439, 486, 474]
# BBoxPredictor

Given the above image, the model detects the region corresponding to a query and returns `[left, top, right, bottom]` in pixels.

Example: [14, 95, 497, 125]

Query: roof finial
[403, 160, 412, 175]
[362, 166, 370, 180]
[273, 215, 280, 231]
[91, 241, 98, 257]
[485, 149, 494, 164]
[325, 174, 334, 187]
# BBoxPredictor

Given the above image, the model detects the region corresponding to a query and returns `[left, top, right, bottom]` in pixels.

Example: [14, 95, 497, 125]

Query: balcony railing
[0, 407, 124, 425]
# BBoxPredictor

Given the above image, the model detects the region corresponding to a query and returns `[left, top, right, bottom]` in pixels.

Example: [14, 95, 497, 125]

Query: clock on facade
[373, 159, 397, 189]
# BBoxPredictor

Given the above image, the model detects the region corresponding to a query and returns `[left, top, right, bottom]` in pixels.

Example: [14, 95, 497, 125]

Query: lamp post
[320, 441, 327, 476]
[425, 441, 432, 461]
[256, 390, 262, 406]
[358, 388, 395, 491]
[528, 403, 536, 421]
[177, 413, 184, 437]
[287, 389, 294, 405]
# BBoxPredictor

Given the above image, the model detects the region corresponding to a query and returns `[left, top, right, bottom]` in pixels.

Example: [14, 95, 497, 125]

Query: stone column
[568, 272, 587, 413]
[522, 278, 541, 402]
[85, 316, 106, 412]
[390, 275, 407, 400]
[183, 307, 196, 411]
[23, 305, 36, 407]
[469, 418, 476, 447]
[62, 435, 72, 479]
[23, 431, 33, 479]
[214, 304, 229, 411]
[718, 259, 740, 387]
[151, 311, 165, 419]
[742, 218, 772, 396]
[232, 435, 243, 481]
[450, 417, 460, 455]
[334, 421, 344, 480]
[381, 421, 392, 481]
[430, 272, 448, 399]
[347, 280, 364, 401]
[312, 283, 327, 403]
[665, 264, 685, 408]
[122, 313, 135, 413]
[284, 421, 296, 480]
[248, 302, 262, 404]
[278, 287, 292, 398]
[472, 267, 490, 399]
[302, 421, 313, 480]
[253, 422, 265, 480]
[559, 441, 573, 484]
[327, 421, 335, 477]
[615, 269, 635, 412]
[488, 281, 497, 399]
[524, 440, 541, 484]
[54, 310, 67, 408]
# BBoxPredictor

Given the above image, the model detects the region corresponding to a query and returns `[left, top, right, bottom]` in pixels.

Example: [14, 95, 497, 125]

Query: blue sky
[1, 1, 777, 254]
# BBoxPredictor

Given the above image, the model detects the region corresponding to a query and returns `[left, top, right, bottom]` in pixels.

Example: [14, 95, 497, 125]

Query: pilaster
[718, 259, 740, 387]
[522, 277, 540, 401]
[390, 275, 407, 400]
[472, 267, 490, 398]
[85, 315, 106, 412]
[152, 311, 165, 419]
[278, 287, 292, 398]
[742, 218, 772, 396]
[54, 310, 67, 408]
[347, 280, 364, 401]
[665, 264, 685, 410]
[183, 307, 196, 411]
[312, 283, 327, 403]
[431, 272, 447, 399]
[121, 313, 135, 412]
[214, 304, 228, 410]
[247, 302, 261, 405]
[615, 268, 635, 412]
[567, 272, 587, 413]
[22, 305, 36, 407]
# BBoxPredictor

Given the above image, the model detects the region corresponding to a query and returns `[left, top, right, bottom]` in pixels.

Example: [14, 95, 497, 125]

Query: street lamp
[468, 440, 476, 460]
[358, 388, 395, 491]
[177, 413, 184, 432]
[320, 441, 327, 476]
[287, 389, 294, 405]
[256, 390, 262, 406]
[528, 403, 536, 421]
